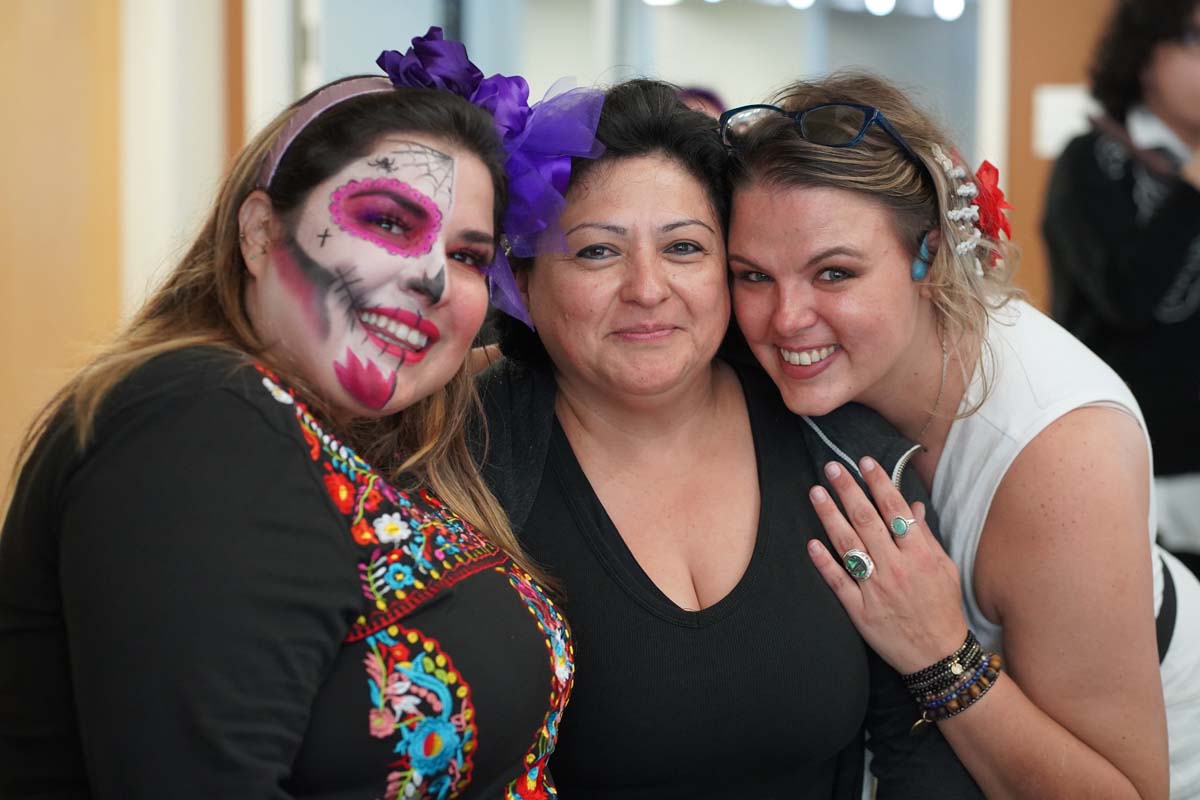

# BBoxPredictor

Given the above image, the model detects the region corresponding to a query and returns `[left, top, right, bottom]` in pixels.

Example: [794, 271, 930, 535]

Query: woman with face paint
[476, 79, 983, 798]
[0, 29, 603, 799]
[725, 72, 1200, 798]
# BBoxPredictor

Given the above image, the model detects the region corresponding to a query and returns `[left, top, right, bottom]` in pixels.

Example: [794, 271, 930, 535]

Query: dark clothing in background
[1044, 129, 1200, 477]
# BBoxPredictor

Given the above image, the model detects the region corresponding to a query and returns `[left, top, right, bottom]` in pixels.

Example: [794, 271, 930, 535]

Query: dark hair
[498, 78, 730, 363]
[1090, 0, 1200, 121]
[270, 81, 507, 234]
[678, 85, 726, 113]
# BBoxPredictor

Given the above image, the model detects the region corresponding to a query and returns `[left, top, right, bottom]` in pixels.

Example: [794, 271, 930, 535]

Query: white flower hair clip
[931, 144, 987, 275]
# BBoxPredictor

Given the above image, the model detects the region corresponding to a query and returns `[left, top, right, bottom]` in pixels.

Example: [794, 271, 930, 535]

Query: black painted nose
[407, 266, 445, 303]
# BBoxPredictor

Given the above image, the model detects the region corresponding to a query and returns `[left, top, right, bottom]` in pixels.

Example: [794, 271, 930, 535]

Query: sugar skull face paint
[329, 177, 444, 257]
[247, 133, 495, 417]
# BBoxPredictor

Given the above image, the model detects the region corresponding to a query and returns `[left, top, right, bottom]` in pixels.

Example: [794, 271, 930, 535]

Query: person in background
[726, 70, 1200, 798]
[477, 78, 982, 799]
[1044, 0, 1200, 574]
[0, 28, 602, 799]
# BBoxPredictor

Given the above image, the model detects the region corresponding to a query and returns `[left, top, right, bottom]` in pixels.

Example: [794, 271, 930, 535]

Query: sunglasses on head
[719, 102, 928, 176]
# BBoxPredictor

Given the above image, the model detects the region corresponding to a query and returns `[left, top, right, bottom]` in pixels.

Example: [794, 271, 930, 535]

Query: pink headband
[256, 76, 395, 189]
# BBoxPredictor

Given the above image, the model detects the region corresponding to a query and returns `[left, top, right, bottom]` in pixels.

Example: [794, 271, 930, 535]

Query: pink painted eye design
[329, 178, 443, 257]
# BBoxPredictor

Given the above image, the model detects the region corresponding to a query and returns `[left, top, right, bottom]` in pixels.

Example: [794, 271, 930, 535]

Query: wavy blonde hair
[13, 81, 550, 586]
[729, 71, 1022, 410]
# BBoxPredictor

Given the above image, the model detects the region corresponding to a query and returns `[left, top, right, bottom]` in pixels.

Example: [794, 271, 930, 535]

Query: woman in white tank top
[722, 71, 1199, 798]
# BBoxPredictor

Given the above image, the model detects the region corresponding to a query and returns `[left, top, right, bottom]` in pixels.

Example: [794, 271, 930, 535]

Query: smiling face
[245, 132, 495, 417]
[729, 181, 932, 417]
[523, 154, 728, 401]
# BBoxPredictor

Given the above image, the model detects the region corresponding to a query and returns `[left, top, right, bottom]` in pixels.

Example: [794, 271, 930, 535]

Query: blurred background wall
[3, 2, 121, 498]
[0, 0, 1105, 496]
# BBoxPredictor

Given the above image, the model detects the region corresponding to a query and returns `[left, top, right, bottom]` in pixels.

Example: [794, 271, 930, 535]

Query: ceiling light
[933, 0, 964, 21]
[787, 0, 816, 8]
[642, 0, 683, 6]
[864, 0, 896, 15]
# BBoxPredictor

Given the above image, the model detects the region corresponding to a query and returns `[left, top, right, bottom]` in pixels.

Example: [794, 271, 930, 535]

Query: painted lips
[357, 307, 440, 365]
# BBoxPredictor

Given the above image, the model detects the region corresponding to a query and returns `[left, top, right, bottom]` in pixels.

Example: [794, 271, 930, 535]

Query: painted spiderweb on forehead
[380, 142, 455, 205]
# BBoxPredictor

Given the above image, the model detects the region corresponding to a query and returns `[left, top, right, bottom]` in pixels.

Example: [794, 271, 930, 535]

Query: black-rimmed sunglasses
[719, 102, 927, 174]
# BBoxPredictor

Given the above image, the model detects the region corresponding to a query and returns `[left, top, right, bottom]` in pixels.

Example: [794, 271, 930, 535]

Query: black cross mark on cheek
[318, 228, 331, 247]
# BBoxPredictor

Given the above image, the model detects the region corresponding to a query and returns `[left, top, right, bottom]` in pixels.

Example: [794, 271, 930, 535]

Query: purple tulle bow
[377, 28, 604, 328]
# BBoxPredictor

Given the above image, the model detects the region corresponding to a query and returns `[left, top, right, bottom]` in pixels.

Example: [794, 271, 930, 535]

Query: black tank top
[518, 368, 868, 798]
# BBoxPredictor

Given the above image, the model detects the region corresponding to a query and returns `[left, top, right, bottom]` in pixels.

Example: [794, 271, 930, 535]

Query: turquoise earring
[911, 232, 933, 280]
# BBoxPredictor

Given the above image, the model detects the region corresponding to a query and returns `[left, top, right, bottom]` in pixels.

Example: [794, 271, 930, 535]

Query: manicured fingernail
[807, 540, 823, 556]
[824, 462, 842, 479]
[810, 485, 829, 503]
[860, 456, 877, 472]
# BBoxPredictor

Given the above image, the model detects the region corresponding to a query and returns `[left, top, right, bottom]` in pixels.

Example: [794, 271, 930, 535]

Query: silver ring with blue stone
[843, 549, 875, 581]
[890, 516, 917, 537]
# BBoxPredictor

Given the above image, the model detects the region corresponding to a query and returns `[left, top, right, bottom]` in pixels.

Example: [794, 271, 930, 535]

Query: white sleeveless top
[932, 300, 1200, 797]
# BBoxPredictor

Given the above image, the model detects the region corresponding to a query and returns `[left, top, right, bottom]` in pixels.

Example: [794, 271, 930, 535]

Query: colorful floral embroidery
[254, 366, 574, 800]
[504, 565, 574, 799]
[255, 369, 506, 642]
[366, 625, 476, 800]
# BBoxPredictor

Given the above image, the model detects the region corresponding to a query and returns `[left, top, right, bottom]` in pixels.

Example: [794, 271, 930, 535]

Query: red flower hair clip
[971, 160, 1012, 240]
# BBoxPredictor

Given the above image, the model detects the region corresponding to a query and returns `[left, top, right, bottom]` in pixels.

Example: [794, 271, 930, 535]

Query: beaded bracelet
[910, 653, 1003, 733]
[920, 657, 991, 709]
[902, 631, 981, 694]
[906, 640, 984, 695]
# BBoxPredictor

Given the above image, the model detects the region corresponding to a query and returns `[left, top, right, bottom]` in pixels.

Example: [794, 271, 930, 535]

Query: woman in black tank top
[475, 78, 981, 799]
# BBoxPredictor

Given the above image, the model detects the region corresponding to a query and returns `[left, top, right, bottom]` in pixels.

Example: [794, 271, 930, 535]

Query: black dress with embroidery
[0, 348, 571, 800]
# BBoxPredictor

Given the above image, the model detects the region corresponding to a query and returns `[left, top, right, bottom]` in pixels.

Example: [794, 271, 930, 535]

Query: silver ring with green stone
[843, 549, 875, 581]
[890, 515, 917, 537]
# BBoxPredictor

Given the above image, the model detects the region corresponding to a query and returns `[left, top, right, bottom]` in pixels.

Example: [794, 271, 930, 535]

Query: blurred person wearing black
[1044, 0, 1200, 575]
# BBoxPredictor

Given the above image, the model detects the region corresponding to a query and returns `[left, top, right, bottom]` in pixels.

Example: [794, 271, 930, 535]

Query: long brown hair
[13, 80, 549, 585]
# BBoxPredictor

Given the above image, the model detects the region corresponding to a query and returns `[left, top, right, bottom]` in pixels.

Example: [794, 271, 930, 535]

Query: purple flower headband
[258, 27, 605, 327]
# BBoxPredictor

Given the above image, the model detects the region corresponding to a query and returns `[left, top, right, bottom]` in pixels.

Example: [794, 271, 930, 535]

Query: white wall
[120, 0, 226, 317]
[824, 5, 980, 159]
[517, 0, 625, 96]
[316, 0, 442, 86]
[463, 0, 527, 78]
[975, 0, 1009, 178]
[244, 0, 297, 135]
[651, 0, 827, 108]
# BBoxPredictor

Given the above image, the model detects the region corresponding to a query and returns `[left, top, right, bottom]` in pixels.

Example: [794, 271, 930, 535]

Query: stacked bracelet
[903, 632, 983, 696]
[903, 632, 1003, 731]
[920, 654, 1002, 718]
